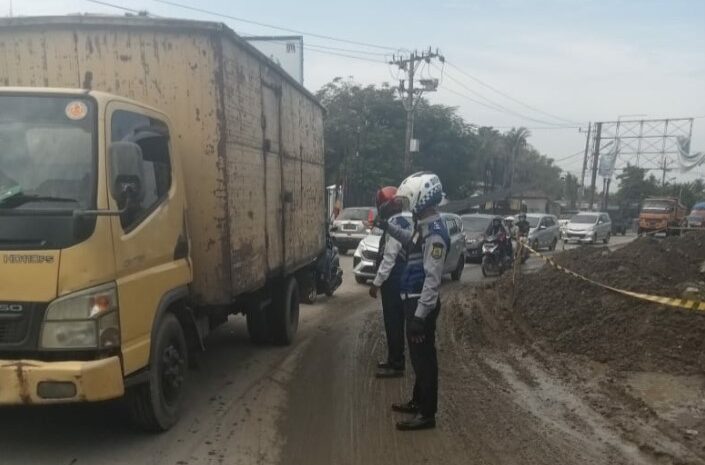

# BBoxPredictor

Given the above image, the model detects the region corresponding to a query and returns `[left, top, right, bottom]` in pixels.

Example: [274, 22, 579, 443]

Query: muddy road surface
[3, 235, 697, 465]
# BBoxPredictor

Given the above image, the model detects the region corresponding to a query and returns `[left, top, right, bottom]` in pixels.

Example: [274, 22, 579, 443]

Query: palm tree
[504, 127, 531, 190]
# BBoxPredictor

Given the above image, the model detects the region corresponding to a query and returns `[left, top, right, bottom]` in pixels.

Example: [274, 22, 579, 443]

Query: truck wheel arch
[149, 286, 202, 356]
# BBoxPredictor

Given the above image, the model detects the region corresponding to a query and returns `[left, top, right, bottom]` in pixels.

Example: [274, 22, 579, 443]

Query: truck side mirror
[108, 141, 145, 208]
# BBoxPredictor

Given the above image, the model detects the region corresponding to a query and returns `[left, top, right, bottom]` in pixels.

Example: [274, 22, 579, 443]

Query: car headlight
[40, 283, 120, 350]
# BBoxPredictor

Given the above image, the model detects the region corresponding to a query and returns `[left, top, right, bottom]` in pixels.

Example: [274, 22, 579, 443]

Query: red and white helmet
[396, 172, 443, 215]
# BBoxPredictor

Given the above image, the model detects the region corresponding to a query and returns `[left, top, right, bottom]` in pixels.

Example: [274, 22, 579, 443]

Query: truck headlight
[40, 283, 120, 350]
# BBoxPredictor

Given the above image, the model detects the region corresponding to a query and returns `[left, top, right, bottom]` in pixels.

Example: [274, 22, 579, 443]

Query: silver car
[330, 206, 376, 254]
[526, 213, 560, 251]
[353, 212, 467, 284]
[564, 212, 612, 244]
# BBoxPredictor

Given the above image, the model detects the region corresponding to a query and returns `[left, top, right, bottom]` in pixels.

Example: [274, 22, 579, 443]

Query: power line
[553, 149, 586, 163]
[445, 60, 583, 126]
[86, 2, 388, 64]
[152, 0, 400, 51]
[303, 46, 387, 64]
[439, 81, 580, 128]
[86, 0, 159, 15]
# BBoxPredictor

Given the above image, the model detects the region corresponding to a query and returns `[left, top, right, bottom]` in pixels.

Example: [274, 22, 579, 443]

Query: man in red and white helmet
[376, 172, 449, 431]
[369, 186, 412, 378]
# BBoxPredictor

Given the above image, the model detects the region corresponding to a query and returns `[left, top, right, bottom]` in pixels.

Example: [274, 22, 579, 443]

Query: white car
[564, 212, 612, 244]
[353, 213, 467, 284]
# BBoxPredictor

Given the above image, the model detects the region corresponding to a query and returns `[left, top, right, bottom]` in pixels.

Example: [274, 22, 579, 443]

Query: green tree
[614, 164, 659, 207]
[317, 78, 571, 205]
[660, 178, 705, 209]
[504, 127, 531, 189]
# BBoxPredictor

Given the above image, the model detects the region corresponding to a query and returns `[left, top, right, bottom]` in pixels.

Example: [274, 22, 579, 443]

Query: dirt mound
[501, 232, 705, 374]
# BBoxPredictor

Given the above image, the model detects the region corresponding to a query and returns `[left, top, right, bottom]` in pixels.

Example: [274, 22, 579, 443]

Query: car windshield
[642, 200, 673, 212]
[338, 207, 373, 221]
[571, 214, 598, 224]
[527, 216, 540, 228]
[462, 216, 490, 232]
[0, 95, 96, 210]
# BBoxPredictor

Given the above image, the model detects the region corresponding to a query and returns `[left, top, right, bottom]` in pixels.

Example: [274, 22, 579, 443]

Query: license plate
[343, 224, 356, 231]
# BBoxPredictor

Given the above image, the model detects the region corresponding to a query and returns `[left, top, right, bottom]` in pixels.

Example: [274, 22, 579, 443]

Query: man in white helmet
[375, 171, 449, 431]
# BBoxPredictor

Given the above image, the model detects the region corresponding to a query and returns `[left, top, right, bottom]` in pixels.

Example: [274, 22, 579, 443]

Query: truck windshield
[0, 95, 96, 211]
[642, 201, 673, 213]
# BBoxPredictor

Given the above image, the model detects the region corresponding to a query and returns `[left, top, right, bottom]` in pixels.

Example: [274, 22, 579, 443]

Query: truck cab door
[105, 103, 191, 376]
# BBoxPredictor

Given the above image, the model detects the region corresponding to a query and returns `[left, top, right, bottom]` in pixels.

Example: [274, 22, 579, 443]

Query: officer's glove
[408, 316, 426, 343]
[373, 216, 389, 231]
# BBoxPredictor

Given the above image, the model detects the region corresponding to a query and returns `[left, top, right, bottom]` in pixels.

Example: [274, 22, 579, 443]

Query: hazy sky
[4, 0, 705, 181]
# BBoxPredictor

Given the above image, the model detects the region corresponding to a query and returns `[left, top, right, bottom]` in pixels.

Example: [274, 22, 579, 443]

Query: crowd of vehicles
[0, 16, 330, 431]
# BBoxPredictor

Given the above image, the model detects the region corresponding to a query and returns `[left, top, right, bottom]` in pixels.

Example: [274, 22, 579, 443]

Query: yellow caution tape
[519, 242, 705, 313]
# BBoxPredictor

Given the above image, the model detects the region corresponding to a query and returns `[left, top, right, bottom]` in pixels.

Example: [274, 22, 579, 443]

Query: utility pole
[589, 122, 602, 211]
[580, 122, 592, 204]
[660, 157, 672, 187]
[390, 48, 444, 175]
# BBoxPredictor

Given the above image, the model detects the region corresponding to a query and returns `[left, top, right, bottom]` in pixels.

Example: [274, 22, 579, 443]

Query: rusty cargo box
[0, 16, 326, 305]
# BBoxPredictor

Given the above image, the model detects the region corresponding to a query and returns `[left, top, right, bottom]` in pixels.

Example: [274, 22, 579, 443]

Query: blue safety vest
[399, 216, 451, 296]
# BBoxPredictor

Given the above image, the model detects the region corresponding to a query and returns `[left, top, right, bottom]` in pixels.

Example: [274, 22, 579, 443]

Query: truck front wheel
[267, 276, 300, 345]
[127, 313, 188, 432]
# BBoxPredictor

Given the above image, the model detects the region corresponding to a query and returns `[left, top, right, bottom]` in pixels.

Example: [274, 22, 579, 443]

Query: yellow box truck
[0, 16, 325, 430]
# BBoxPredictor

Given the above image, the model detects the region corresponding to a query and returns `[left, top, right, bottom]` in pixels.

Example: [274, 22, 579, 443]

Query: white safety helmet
[506, 216, 515, 223]
[395, 171, 444, 216]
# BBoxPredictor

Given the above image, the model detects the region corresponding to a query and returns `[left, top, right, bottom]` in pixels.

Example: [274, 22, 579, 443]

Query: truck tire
[450, 257, 464, 281]
[127, 313, 188, 432]
[246, 309, 269, 344]
[267, 276, 300, 345]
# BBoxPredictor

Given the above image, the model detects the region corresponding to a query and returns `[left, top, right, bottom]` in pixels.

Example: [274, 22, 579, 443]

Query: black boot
[391, 400, 418, 414]
[396, 415, 436, 431]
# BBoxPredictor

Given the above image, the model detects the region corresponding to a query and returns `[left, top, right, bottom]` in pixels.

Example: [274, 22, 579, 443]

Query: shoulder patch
[431, 242, 444, 259]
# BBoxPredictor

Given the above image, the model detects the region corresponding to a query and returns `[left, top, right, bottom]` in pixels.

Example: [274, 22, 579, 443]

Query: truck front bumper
[0, 356, 124, 405]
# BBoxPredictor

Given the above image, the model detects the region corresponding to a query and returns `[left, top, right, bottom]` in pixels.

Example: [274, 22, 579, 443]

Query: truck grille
[362, 250, 378, 261]
[0, 318, 29, 344]
[0, 303, 43, 349]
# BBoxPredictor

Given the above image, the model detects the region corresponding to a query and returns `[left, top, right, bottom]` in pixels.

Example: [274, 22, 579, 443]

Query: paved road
[0, 233, 638, 465]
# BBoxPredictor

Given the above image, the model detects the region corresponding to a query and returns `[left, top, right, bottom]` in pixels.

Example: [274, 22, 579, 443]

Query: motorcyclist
[515, 213, 531, 259]
[505, 216, 516, 239]
[369, 186, 411, 378]
[487, 216, 512, 260]
[516, 213, 531, 237]
[376, 171, 449, 431]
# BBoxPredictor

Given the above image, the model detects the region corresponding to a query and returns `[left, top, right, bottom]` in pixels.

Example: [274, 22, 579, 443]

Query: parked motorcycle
[481, 234, 513, 277]
[301, 233, 344, 304]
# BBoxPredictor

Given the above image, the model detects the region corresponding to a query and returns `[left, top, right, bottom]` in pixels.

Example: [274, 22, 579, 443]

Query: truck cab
[638, 197, 687, 235]
[0, 88, 192, 428]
